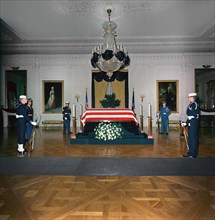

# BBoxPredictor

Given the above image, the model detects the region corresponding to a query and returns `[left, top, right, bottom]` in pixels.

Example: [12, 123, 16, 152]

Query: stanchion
[147, 116, 153, 138]
[71, 117, 77, 139]
[79, 115, 83, 133]
[139, 115, 144, 133]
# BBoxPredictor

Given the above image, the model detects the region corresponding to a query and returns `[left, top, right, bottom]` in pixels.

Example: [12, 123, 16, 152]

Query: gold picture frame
[156, 80, 178, 113]
[42, 80, 64, 114]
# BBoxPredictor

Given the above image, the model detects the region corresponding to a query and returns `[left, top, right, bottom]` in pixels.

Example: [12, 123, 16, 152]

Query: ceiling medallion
[91, 1, 128, 20]
[53, 1, 167, 18]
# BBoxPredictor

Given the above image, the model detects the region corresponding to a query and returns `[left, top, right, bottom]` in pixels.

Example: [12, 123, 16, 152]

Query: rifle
[178, 113, 189, 150]
[28, 117, 39, 152]
[182, 125, 189, 150]
[28, 126, 36, 151]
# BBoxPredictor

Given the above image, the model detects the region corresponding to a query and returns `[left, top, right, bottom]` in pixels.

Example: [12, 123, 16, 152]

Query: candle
[72, 103, 76, 117]
[80, 104, 83, 115]
[140, 104, 143, 116]
[148, 104, 151, 117]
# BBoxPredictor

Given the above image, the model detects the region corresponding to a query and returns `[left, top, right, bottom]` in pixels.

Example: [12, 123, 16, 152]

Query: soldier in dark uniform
[62, 102, 71, 134]
[26, 98, 34, 141]
[181, 93, 200, 158]
[16, 95, 37, 154]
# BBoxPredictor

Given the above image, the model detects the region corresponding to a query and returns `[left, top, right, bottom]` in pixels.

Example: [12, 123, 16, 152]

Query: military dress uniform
[26, 99, 34, 141]
[62, 103, 71, 134]
[185, 100, 200, 158]
[159, 102, 170, 134]
[16, 100, 32, 153]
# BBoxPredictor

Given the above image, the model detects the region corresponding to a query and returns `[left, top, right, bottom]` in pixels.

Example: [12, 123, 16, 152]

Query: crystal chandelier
[91, 9, 130, 78]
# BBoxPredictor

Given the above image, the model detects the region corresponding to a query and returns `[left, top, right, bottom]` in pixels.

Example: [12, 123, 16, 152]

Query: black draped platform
[70, 122, 154, 145]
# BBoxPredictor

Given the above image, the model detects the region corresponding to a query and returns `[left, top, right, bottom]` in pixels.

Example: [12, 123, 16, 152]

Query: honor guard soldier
[16, 95, 37, 154]
[26, 98, 34, 141]
[158, 100, 170, 134]
[181, 93, 200, 158]
[62, 102, 71, 134]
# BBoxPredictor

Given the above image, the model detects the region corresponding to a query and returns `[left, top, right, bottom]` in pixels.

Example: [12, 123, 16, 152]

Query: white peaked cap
[188, 93, 197, 97]
[19, 95, 27, 99]
[65, 101, 70, 104]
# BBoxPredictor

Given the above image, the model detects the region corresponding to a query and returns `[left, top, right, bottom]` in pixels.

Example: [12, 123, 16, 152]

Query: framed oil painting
[195, 68, 215, 111]
[156, 80, 178, 112]
[42, 80, 64, 113]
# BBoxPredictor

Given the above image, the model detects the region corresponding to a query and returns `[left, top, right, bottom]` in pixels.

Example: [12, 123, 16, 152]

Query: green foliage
[100, 93, 120, 108]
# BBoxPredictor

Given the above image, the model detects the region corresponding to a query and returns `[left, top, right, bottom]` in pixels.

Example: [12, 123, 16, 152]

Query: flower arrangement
[94, 122, 123, 141]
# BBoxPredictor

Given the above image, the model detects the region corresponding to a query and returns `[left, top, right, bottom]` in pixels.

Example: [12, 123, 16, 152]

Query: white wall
[1, 53, 214, 127]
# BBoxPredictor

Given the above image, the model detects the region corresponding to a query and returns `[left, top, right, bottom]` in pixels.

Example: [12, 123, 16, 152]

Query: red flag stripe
[81, 109, 138, 125]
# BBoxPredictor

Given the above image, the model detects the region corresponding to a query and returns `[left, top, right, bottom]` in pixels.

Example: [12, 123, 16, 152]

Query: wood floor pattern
[0, 127, 214, 158]
[0, 176, 215, 220]
[0, 127, 215, 219]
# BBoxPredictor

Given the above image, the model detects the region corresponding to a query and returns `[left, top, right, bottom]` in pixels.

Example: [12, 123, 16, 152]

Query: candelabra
[75, 93, 80, 102]
[79, 104, 83, 132]
[147, 104, 153, 138]
[139, 94, 145, 133]
[140, 94, 145, 103]
[71, 103, 77, 138]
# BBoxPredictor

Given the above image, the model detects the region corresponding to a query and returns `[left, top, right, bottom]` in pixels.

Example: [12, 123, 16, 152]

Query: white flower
[94, 122, 123, 141]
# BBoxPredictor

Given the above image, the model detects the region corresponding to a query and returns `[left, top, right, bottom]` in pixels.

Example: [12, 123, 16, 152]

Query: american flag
[85, 89, 88, 110]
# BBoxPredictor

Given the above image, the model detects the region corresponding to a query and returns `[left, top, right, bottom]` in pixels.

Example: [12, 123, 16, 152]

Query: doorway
[5, 70, 27, 109]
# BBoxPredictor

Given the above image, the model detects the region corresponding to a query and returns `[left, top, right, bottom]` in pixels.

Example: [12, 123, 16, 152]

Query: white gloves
[31, 121, 37, 126]
[187, 116, 194, 120]
[181, 122, 187, 127]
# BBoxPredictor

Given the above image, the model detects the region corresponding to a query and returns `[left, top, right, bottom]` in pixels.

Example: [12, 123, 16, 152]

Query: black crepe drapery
[92, 71, 128, 108]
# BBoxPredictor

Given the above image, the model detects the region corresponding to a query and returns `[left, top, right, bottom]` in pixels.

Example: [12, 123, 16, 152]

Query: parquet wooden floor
[0, 176, 214, 220]
[0, 127, 214, 158]
[0, 127, 215, 219]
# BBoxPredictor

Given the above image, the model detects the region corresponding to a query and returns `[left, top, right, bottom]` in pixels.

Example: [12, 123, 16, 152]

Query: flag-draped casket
[81, 108, 138, 126]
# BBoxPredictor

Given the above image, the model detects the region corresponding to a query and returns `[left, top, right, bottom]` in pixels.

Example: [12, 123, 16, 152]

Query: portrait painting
[156, 80, 178, 112]
[195, 68, 215, 111]
[42, 80, 64, 113]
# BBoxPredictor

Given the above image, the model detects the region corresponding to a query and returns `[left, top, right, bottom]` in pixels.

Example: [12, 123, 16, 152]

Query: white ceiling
[1, 0, 215, 54]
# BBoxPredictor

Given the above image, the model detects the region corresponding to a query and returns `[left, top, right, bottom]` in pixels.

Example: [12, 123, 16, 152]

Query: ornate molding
[1, 54, 92, 67]
[1, 55, 37, 66]
[1, 40, 214, 55]
[1, 1, 214, 55]
[2, 53, 214, 63]
[131, 53, 215, 66]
